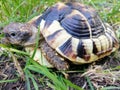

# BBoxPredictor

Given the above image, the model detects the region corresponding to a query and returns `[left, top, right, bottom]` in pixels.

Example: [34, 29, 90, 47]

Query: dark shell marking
[39, 2, 119, 63]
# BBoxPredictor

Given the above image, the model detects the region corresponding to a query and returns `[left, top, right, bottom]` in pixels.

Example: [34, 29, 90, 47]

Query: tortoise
[2, 2, 119, 71]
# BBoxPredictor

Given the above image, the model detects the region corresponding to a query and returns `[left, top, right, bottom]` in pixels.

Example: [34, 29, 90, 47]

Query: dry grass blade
[10, 52, 25, 80]
[81, 65, 120, 89]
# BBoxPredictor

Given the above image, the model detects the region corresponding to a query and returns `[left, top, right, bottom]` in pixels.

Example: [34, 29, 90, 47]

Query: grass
[0, 0, 120, 90]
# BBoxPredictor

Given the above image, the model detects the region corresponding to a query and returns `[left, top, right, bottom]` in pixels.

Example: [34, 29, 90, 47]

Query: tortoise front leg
[40, 40, 69, 71]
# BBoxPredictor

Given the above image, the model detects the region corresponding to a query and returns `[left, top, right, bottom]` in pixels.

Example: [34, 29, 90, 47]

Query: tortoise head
[2, 23, 38, 46]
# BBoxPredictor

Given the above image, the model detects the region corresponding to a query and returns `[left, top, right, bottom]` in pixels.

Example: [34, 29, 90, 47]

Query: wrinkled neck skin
[23, 24, 39, 46]
[24, 15, 43, 47]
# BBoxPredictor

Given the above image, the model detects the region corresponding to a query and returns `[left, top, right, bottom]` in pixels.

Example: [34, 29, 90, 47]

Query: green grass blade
[0, 78, 19, 83]
[101, 86, 120, 90]
[25, 61, 67, 90]
[30, 77, 39, 90]
[63, 78, 84, 90]
[86, 76, 95, 90]
[11, 1, 25, 17]
[25, 65, 44, 74]
[25, 70, 31, 90]
[26, 70, 39, 90]
[0, 44, 29, 56]
[31, 27, 40, 59]
[46, 81, 56, 90]
[112, 65, 120, 70]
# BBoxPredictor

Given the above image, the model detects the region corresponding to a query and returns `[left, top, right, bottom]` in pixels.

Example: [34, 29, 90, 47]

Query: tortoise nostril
[5, 33, 10, 37]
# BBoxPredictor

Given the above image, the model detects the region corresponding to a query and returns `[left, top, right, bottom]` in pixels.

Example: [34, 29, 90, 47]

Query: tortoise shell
[38, 2, 119, 64]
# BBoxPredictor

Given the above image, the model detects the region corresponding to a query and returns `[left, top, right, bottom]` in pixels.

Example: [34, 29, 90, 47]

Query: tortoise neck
[27, 15, 42, 28]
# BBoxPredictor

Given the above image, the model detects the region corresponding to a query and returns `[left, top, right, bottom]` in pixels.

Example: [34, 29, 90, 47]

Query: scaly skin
[40, 40, 69, 70]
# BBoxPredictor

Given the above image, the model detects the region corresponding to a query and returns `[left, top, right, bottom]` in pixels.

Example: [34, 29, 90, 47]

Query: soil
[0, 50, 120, 90]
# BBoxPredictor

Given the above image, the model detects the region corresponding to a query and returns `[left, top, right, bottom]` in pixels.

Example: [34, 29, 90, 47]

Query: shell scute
[59, 38, 72, 56]
[61, 13, 90, 38]
[107, 32, 119, 48]
[46, 29, 62, 42]
[77, 39, 93, 61]
[39, 2, 119, 64]
[65, 2, 97, 19]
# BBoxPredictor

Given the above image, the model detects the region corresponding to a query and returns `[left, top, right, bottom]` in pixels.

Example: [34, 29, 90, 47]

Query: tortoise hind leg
[40, 40, 69, 71]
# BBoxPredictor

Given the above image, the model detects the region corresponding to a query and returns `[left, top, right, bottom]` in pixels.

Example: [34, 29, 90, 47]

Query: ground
[0, 49, 120, 90]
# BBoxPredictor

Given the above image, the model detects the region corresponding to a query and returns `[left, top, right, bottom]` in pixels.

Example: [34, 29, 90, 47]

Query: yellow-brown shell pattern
[39, 2, 119, 64]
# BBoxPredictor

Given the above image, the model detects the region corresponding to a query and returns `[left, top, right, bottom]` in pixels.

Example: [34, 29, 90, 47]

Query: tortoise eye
[10, 33, 16, 37]
[10, 32, 16, 37]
